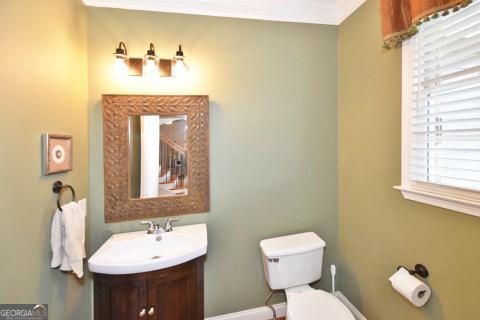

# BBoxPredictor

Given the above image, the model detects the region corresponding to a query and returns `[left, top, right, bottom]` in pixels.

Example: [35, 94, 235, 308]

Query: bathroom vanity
[94, 257, 204, 320]
[89, 223, 208, 320]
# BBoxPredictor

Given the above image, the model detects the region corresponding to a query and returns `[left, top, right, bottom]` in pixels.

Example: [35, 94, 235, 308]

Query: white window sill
[394, 186, 480, 218]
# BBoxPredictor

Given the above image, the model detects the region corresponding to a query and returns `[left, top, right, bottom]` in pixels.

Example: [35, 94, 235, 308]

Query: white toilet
[260, 232, 355, 320]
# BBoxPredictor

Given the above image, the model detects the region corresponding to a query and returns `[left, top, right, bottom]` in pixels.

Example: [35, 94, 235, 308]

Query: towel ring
[52, 181, 76, 211]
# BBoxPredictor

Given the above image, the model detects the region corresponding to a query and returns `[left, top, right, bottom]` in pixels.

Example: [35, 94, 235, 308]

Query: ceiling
[82, 0, 366, 25]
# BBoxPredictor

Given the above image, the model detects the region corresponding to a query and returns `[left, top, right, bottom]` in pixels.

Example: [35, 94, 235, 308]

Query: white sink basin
[88, 223, 207, 274]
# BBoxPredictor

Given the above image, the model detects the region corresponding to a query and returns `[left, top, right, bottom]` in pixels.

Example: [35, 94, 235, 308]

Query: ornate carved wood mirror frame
[102, 95, 209, 223]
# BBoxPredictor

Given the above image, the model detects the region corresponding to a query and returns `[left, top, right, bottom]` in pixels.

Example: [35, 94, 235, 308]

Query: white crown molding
[82, 0, 366, 25]
[337, 0, 366, 24]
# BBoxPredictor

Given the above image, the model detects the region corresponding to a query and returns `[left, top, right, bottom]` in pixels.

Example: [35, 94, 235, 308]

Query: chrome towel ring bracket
[52, 181, 76, 212]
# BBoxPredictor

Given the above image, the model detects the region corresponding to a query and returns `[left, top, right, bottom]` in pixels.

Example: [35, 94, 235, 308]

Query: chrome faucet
[162, 218, 179, 232]
[141, 218, 179, 234]
[141, 220, 163, 234]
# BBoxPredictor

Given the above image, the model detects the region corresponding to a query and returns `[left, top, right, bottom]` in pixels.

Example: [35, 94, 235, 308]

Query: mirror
[102, 95, 209, 223]
[129, 115, 188, 199]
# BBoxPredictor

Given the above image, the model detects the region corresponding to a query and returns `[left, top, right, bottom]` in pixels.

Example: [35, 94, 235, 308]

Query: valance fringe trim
[383, 0, 473, 49]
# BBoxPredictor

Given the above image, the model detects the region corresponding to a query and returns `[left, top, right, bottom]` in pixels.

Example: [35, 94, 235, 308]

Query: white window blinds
[411, 0, 480, 191]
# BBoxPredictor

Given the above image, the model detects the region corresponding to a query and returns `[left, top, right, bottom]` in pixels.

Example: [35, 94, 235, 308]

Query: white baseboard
[334, 291, 367, 320]
[205, 291, 366, 320]
[205, 302, 286, 320]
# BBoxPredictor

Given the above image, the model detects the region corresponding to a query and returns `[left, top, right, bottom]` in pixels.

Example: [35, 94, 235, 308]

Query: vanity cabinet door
[147, 263, 197, 320]
[94, 258, 204, 320]
[94, 278, 148, 320]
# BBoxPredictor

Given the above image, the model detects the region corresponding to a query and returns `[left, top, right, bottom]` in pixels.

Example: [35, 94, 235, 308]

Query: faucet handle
[141, 220, 156, 234]
[163, 218, 179, 232]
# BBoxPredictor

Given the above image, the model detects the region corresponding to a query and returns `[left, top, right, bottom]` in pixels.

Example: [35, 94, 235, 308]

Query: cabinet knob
[148, 307, 155, 316]
[139, 308, 146, 317]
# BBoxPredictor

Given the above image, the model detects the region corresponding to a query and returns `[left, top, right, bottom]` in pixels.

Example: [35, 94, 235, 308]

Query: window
[397, 0, 480, 217]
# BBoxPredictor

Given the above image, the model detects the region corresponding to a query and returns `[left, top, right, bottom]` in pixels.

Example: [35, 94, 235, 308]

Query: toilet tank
[260, 232, 326, 290]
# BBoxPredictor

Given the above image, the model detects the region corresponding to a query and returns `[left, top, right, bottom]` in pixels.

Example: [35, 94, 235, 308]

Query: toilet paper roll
[389, 267, 431, 307]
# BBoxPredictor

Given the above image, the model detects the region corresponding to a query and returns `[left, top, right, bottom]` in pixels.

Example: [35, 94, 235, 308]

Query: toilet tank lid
[260, 232, 326, 257]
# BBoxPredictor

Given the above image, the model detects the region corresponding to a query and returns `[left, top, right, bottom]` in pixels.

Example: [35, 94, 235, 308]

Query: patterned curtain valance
[381, 0, 473, 48]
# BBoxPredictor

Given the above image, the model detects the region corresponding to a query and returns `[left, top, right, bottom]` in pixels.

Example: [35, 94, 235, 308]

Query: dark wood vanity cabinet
[94, 258, 204, 320]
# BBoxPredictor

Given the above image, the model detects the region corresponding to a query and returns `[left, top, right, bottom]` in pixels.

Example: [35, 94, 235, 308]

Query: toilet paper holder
[397, 264, 429, 278]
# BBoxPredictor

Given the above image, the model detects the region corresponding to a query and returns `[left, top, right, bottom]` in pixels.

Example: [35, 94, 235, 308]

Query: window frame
[396, 38, 480, 218]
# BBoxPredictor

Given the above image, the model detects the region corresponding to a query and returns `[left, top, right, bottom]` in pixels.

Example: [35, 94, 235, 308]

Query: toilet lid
[287, 290, 355, 320]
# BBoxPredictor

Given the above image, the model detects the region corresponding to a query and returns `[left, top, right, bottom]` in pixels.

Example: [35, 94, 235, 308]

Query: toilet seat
[286, 289, 355, 320]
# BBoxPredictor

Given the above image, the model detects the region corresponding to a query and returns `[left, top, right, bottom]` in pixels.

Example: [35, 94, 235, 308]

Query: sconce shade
[143, 43, 158, 77]
[172, 44, 187, 78]
[113, 42, 128, 77]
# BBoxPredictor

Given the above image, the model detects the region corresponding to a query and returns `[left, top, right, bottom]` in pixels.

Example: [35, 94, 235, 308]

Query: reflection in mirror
[129, 115, 188, 199]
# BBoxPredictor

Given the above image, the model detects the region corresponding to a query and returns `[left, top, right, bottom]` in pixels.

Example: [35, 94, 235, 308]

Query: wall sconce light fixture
[112, 42, 188, 78]
[113, 42, 128, 76]
[143, 43, 158, 78]
[172, 45, 188, 78]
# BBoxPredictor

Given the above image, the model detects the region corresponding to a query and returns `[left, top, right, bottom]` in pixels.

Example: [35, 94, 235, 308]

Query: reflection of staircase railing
[161, 136, 186, 154]
[160, 136, 187, 192]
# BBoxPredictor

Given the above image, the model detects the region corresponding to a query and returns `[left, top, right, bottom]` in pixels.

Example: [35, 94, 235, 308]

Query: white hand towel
[50, 209, 63, 268]
[50, 199, 87, 278]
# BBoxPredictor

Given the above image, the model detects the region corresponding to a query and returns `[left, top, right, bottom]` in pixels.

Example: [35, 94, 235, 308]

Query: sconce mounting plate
[128, 58, 143, 76]
[127, 58, 172, 77]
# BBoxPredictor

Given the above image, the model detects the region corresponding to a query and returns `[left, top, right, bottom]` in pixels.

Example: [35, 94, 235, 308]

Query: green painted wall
[87, 8, 338, 317]
[0, 1, 90, 319]
[9, 2, 477, 318]
[338, 1, 480, 319]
